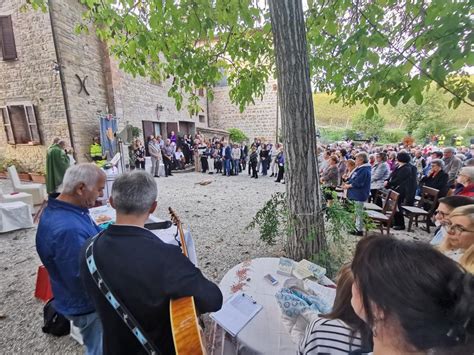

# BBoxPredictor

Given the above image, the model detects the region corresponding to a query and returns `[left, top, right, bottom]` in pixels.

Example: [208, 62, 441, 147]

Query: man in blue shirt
[36, 163, 106, 355]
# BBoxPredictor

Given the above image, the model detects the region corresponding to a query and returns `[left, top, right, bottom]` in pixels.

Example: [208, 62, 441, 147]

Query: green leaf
[366, 107, 374, 119]
[326, 20, 337, 35]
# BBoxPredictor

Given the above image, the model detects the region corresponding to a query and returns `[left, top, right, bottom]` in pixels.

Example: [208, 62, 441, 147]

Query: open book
[211, 292, 262, 337]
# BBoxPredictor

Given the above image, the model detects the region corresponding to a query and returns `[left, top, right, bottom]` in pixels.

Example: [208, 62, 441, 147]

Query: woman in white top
[299, 265, 372, 355]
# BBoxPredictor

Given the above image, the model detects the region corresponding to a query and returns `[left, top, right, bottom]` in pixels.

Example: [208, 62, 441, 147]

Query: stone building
[208, 79, 281, 144]
[0, 0, 226, 172]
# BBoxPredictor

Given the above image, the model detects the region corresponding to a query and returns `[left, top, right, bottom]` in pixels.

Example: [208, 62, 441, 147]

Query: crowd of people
[129, 133, 286, 183]
[34, 131, 474, 355]
[319, 141, 474, 235]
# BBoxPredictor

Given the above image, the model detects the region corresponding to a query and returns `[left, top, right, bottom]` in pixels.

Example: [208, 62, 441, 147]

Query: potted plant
[30, 168, 46, 184]
[0, 158, 20, 179]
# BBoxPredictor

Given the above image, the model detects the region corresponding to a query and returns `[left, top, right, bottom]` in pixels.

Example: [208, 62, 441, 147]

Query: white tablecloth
[0, 201, 33, 233]
[214, 257, 298, 355]
[88, 206, 197, 265]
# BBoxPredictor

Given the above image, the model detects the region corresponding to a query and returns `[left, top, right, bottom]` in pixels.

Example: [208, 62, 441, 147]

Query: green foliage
[131, 126, 142, 138]
[379, 129, 406, 144]
[397, 91, 446, 135]
[352, 112, 385, 138]
[228, 128, 248, 143]
[246, 192, 288, 246]
[27, 0, 473, 117]
[306, 0, 474, 118]
[413, 115, 455, 142]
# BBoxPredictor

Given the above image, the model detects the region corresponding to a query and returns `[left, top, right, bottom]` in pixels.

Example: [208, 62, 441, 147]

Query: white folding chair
[7, 165, 45, 205]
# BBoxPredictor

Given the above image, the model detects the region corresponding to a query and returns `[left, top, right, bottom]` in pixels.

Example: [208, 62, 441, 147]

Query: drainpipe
[48, 0, 75, 152]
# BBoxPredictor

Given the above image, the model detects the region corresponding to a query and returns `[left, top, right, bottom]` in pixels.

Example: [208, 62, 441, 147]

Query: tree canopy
[26, 0, 473, 117]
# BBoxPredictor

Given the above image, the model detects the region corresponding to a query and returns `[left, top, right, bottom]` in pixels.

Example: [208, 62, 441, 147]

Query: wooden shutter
[0, 16, 17, 61]
[24, 105, 42, 144]
[0, 107, 15, 144]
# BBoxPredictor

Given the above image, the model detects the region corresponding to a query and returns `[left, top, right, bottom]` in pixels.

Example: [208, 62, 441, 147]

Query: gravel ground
[0, 172, 285, 353]
[0, 172, 429, 353]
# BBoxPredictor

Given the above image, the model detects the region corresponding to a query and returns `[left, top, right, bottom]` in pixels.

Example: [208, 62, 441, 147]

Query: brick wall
[208, 79, 281, 144]
[0, 0, 69, 172]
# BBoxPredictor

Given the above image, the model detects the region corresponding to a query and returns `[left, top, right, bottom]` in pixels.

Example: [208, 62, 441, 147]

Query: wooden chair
[365, 190, 400, 236]
[364, 188, 388, 212]
[401, 186, 439, 233]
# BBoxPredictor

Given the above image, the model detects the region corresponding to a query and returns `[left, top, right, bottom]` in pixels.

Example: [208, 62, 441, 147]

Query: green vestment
[46, 144, 70, 194]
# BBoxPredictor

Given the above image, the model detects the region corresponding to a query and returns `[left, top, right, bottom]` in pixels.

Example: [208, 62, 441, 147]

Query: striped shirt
[299, 317, 363, 355]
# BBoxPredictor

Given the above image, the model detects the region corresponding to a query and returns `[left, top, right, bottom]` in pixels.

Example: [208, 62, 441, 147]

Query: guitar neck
[177, 223, 188, 257]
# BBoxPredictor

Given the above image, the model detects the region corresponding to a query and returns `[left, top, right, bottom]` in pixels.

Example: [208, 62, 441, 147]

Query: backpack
[42, 298, 70, 336]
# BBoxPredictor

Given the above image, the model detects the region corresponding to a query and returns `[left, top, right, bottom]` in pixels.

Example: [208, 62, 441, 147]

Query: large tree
[27, 0, 473, 260]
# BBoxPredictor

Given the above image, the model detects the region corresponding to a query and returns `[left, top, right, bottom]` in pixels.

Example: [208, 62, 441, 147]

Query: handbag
[41, 298, 71, 337]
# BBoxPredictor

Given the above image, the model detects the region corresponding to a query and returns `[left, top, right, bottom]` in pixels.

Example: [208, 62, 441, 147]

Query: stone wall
[50, 0, 110, 162]
[110, 59, 209, 137]
[208, 79, 281, 143]
[0, 0, 69, 172]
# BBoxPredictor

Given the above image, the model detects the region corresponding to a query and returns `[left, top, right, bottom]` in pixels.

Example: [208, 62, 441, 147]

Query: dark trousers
[135, 160, 145, 169]
[163, 158, 172, 176]
[201, 156, 208, 172]
[251, 162, 258, 178]
[276, 165, 284, 182]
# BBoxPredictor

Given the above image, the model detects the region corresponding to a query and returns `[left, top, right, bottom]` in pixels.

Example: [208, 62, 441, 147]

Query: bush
[352, 112, 386, 139]
[228, 128, 248, 143]
[379, 129, 406, 144]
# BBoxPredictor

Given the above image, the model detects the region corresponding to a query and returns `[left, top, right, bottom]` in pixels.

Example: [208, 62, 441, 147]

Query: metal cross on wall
[75, 74, 90, 96]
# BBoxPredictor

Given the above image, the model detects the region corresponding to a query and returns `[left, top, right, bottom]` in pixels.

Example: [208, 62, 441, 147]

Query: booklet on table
[211, 292, 262, 337]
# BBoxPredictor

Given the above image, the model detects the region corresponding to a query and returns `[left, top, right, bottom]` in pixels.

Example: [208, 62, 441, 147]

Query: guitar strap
[85, 231, 162, 355]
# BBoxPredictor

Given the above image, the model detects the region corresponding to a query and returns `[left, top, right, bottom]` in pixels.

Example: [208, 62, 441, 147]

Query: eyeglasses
[444, 223, 474, 235]
[434, 210, 447, 218]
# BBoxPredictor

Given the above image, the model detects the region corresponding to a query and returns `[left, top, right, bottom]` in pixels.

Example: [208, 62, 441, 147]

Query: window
[199, 115, 206, 123]
[1, 105, 42, 145]
[0, 16, 17, 61]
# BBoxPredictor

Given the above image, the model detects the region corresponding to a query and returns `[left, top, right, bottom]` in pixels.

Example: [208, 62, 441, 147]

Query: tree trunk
[268, 0, 326, 260]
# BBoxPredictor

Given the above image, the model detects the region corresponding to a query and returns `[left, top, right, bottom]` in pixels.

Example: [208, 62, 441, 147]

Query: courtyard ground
[0, 172, 429, 353]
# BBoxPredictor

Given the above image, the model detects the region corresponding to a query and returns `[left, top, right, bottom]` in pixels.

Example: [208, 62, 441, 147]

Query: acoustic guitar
[168, 208, 207, 355]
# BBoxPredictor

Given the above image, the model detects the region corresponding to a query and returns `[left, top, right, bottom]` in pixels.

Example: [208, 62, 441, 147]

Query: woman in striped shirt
[299, 265, 373, 355]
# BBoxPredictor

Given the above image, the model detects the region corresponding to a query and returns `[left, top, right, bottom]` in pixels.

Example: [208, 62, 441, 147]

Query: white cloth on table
[0, 202, 34, 233]
[88, 206, 197, 265]
[215, 258, 298, 354]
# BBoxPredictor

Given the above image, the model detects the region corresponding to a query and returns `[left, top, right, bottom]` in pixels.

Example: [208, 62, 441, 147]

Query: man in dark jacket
[343, 152, 372, 235]
[37, 163, 106, 355]
[385, 152, 418, 230]
[80, 171, 222, 354]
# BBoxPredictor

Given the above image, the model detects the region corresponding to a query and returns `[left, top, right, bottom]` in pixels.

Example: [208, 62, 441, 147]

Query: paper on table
[304, 279, 337, 306]
[210, 292, 262, 337]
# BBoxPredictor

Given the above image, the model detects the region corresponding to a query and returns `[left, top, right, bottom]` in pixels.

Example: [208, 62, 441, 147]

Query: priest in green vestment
[46, 140, 70, 195]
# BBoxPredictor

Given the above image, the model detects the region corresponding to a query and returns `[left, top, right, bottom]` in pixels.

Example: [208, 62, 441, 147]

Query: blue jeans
[233, 159, 240, 175]
[224, 159, 231, 176]
[67, 312, 103, 355]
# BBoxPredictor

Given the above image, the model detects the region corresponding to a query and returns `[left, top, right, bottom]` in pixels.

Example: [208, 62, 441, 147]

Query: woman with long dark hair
[299, 264, 373, 354]
[351, 235, 474, 355]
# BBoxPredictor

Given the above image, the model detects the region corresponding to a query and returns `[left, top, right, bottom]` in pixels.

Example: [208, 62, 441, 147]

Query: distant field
[313, 92, 473, 129]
